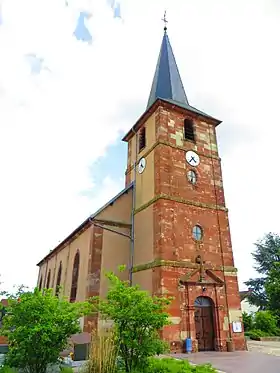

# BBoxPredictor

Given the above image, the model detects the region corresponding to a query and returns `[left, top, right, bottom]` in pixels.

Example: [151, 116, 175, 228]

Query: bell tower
[122, 24, 245, 353]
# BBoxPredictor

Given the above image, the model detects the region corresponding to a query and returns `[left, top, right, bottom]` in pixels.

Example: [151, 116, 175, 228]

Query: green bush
[142, 358, 217, 373]
[242, 312, 254, 332]
[95, 268, 172, 372]
[60, 367, 73, 373]
[1, 288, 92, 373]
[0, 366, 17, 373]
[254, 311, 279, 335]
[247, 329, 268, 340]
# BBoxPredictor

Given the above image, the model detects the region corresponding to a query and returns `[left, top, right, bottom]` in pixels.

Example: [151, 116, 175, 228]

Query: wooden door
[194, 306, 214, 351]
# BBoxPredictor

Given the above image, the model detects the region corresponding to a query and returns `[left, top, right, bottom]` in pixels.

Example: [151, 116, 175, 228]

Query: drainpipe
[129, 127, 137, 286]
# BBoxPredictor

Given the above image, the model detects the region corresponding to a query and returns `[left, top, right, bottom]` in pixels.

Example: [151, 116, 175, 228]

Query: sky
[0, 0, 280, 293]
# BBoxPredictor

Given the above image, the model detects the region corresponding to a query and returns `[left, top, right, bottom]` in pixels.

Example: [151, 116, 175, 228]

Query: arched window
[55, 262, 62, 296]
[187, 169, 197, 185]
[46, 269, 51, 289]
[184, 118, 195, 141]
[192, 225, 203, 241]
[38, 276, 43, 291]
[70, 251, 80, 302]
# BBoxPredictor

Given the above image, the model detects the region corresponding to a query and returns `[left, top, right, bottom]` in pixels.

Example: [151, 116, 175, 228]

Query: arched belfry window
[70, 251, 80, 302]
[55, 262, 62, 296]
[184, 118, 195, 141]
[46, 269, 51, 289]
[138, 127, 146, 152]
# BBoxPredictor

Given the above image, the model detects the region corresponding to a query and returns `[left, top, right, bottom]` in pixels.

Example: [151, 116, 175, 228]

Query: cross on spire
[162, 10, 168, 33]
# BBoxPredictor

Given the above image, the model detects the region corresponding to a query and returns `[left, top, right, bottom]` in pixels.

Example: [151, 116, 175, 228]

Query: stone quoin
[36, 23, 246, 353]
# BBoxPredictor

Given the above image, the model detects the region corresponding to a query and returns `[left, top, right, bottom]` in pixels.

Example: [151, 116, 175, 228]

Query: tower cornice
[122, 98, 221, 143]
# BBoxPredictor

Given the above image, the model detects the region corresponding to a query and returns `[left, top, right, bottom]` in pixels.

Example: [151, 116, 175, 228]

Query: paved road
[72, 341, 280, 373]
[247, 340, 280, 356]
[172, 351, 280, 373]
[171, 341, 280, 373]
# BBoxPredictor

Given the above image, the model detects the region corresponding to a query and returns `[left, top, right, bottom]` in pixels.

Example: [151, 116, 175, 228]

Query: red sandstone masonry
[151, 104, 245, 352]
[125, 101, 245, 352]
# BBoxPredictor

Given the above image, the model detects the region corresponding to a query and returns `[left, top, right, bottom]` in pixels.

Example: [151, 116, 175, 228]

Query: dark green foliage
[254, 311, 279, 336]
[93, 267, 172, 373]
[245, 233, 280, 310]
[242, 310, 280, 338]
[0, 288, 92, 373]
[247, 329, 268, 340]
[244, 278, 267, 310]
[242, 312, 253, 332]
[265, 262, 280, 321]
[142, 358, 217, 373]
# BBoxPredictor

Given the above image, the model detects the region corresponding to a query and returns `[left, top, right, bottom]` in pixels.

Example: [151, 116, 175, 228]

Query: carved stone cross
[195, 254, 206, 282]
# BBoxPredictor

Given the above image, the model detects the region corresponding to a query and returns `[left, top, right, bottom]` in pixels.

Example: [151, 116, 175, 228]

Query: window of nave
[70, 251, 80, 302]
[46, 269, 51, 289]
[38, 276, 42, 290]
[55, 261, 62, 296]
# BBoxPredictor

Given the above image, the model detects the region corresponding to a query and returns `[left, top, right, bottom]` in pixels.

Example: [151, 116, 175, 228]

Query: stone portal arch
[194, 296, 215, 351]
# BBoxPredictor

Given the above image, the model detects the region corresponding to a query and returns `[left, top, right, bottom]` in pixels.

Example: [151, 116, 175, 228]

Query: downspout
[129, 128, 137, 286]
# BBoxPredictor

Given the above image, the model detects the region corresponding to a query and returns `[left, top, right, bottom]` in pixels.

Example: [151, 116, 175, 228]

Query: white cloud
[0, 0, 279, 291]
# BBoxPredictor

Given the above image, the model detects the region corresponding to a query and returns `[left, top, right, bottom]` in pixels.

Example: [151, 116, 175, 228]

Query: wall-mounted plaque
[232, 321, 242, 333]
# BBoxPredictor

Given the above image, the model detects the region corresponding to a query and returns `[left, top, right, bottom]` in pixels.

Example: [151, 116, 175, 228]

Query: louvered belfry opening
[138, 127, 146, 152]
[184, 118, 195, 141]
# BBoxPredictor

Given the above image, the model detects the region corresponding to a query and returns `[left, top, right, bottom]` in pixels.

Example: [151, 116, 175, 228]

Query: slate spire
[147, 25, 189, 108]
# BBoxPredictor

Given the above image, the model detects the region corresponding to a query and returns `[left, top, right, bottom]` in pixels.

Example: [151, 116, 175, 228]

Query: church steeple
[147, 27, 189, 109]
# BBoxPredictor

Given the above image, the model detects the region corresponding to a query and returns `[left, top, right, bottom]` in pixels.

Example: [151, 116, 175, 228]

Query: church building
[37, 25, 246, 353]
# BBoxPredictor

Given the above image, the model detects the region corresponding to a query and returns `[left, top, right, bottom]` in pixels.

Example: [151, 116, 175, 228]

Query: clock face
[186, 150, 200, 167]
[138, 157, 146, 174]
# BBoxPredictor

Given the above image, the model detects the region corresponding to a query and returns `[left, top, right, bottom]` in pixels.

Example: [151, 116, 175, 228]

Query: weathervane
[162, 10, 168, 32]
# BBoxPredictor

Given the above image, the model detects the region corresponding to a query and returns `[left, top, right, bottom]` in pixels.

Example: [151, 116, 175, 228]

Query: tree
[1, 287, 92, 373]
[245, 233, 280, 309]
[254, 311, 279, 336]
[95, 267, 172, 373]
[242, 312, 253, 332]
[265, 262, 280, 322]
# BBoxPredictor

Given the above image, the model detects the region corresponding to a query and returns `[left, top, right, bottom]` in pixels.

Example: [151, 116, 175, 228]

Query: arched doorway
[194, 296, 215, 351]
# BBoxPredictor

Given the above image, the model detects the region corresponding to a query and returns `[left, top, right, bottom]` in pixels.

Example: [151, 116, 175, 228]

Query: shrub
[1, 288, 92, 373]
[145, 358, 191, 373]
[60, 368, 73, 373]
[0, 367, 17, 373]
[94, 267, 172, 372]
[247, 329, 268, 340]
[143, 358, 217, 373]
[254, 311, 279, 335]
[242, 312, 253, 332]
